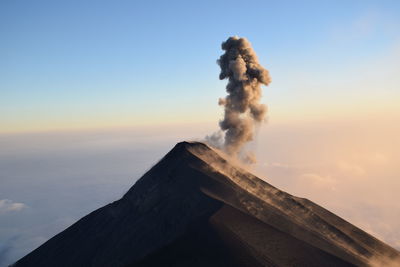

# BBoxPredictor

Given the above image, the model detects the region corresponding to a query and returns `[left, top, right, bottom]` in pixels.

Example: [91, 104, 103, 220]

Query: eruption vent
[214, 36, 271, 160]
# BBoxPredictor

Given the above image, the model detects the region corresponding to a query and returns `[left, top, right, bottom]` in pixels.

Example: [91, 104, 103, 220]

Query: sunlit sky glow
[1, 0, 399, 133]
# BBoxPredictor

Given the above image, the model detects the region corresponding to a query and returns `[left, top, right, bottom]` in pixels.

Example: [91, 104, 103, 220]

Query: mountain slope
[14, 142, 400, 267]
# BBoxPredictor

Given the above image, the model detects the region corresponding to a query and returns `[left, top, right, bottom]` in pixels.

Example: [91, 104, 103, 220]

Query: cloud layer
[0, 200, 26, 214]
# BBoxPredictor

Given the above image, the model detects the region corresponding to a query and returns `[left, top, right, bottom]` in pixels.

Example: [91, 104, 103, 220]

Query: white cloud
[298, 173, 337, 190]
[0, 199, 27, 214]
[264, 162, 292, 169]
[337, 161, 366, 176]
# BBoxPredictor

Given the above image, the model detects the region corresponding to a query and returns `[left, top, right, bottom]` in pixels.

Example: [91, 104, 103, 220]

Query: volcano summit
[14, 142, 400, 267]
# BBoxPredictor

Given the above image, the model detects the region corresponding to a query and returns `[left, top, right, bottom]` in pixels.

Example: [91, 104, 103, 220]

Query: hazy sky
[1, 1, 400, 266]
[1, 0, 399, 132]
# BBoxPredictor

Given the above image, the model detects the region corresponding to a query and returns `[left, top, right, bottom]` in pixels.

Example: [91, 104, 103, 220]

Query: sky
[1, 0, 399, 132]
[0, 0, 400, 266]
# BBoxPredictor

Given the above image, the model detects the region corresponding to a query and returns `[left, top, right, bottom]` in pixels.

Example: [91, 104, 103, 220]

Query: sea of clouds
[0, 119, 399, 266]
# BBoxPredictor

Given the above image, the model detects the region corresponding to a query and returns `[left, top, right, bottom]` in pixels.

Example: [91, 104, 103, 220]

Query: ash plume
[207, 36, 271, 161]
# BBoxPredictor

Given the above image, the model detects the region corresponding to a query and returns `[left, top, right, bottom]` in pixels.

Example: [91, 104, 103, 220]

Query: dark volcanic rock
[14, 142, 400, 267]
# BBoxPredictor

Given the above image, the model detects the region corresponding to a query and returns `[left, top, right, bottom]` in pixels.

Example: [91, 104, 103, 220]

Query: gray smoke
[210, 36, 271, 160]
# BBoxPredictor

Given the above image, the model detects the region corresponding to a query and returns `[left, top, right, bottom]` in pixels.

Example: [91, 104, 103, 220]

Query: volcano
[14, 142, 400, 267]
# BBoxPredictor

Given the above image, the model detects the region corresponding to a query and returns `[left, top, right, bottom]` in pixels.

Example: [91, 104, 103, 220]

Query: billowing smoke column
[216, 36, 271, 160]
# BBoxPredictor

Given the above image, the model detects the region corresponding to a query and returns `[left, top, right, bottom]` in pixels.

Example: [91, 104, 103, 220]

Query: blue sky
[1, 0, 399, 132]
